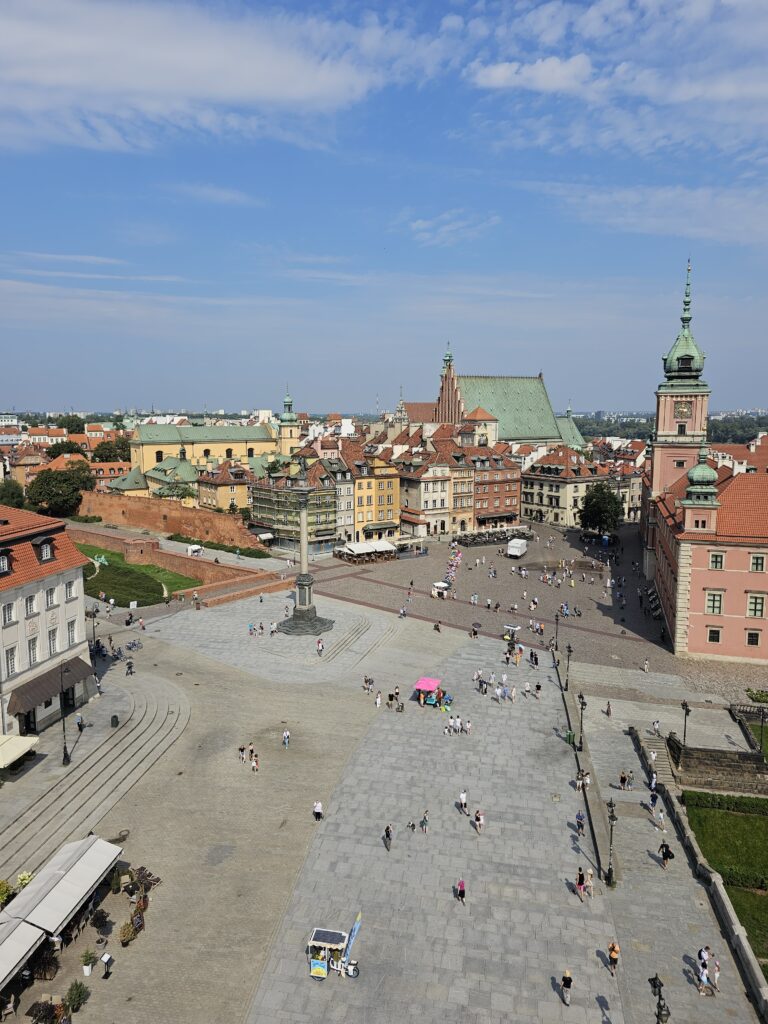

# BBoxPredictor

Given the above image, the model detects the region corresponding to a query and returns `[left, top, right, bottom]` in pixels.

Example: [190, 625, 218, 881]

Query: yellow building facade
[130, 424, 275, 473]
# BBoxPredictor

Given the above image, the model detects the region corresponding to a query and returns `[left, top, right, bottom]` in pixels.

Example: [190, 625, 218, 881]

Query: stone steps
[642, 736, 676, 785]
[0, 674, 190, 877]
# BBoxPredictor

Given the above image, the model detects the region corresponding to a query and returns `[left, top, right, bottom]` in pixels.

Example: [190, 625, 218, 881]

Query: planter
[95, 937, 107, 947]
[120, 940, 129, 948]
[82, 964, 92, 977]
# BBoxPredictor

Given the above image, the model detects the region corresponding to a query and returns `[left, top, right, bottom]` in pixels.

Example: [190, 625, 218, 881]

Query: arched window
[247, 447, 254, 458]
[203, 449, 211, 458]
[155, 450, 164, 463]
[225, 448, 233, 459]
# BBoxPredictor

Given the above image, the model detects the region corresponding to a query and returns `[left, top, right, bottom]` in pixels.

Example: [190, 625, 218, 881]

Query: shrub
[80, 949, 97, 967]
[682, 790, 768, 817]
[90, 908, 109, 932]
[747, 689, 768, 704]
[70, 514, 102, 523]
[720, 866, 768, 889]
[0, 878, 12, 907]
[119, 921, 136, 944]
[65, 980, 90, 1012]
[16, 871, 34, 888]
[30, 1002, 57, 1024]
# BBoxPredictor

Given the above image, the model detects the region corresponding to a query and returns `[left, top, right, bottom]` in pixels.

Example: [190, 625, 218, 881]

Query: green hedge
[747, 689, 768, 704]
[70, 514, 102, 523]
[720, 867, 768, 889]
[682, 790, 768, 817]
[167, 534, 269, 558]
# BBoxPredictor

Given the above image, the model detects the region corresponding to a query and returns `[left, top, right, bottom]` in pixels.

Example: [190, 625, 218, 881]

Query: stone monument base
[277, 604, 335, 636]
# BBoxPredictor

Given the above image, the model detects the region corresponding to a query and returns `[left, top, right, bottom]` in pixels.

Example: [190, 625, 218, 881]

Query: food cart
[307, 924, 360, 978]
[431, 581, 451, 599]
[413, 677, 452, 708]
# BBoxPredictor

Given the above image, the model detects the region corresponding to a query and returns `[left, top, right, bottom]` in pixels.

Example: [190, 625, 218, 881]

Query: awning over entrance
[362, 522, 392, 533]
[256, 532, 273, 541]
[0, 735, 39, 769]
[6, 836, 122, 936]
[7, 656, 93, 717]
[0, 915, 45, 991]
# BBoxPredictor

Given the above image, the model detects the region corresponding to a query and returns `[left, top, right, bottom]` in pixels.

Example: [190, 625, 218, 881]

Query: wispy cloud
[11, 251, 126, 265]
[14, 268, 185, 283]
[399, 208, 501, 248]
[529, 181, 768, 246]
[469, 54, 594, 96]
[165, 183, 264, 207]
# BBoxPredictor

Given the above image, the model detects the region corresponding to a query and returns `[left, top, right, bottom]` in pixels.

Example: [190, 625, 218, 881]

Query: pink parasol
[414, 677, 441, 692]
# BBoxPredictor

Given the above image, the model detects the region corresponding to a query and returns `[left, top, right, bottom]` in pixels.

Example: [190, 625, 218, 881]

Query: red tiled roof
[463, 406, 497, 421]
[0, 506, 89, 593]
[403, 402, 436, 422]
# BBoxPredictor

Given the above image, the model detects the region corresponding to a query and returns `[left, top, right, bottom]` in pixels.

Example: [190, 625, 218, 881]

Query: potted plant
[65, 980, 89, 1013]
[119, 921, 136, 947]
[30, 1002, 57, 1024]
[80, 949, 97, 976]
[90, 908, 109, 945]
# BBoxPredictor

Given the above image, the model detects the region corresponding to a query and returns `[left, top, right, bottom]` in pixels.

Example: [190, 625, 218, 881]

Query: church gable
[456, 375, 562, 442]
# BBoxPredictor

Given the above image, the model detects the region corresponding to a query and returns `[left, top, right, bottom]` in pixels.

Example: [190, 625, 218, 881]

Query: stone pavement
[247, 637, 759, 1024]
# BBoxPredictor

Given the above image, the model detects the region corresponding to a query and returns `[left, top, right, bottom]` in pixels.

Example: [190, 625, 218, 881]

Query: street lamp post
[648, 974, 671, 1023]
[577, 692, 587, 752]
[681, 700, 691, 751]
[554, 612, 560, 652]
[59, 663, 71, 766]
[605, 798, 618, 887]
[565, 642, 573, 692]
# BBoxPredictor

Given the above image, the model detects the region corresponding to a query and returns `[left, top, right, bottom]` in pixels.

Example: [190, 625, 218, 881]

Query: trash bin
[111, 715, 119, 728]
[565, 729, 575, 746]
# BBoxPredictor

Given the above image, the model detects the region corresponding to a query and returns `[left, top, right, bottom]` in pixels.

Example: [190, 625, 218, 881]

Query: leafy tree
[156, 482, 196, 501]
[0, 478, 25, 508]
[92, 437, 130, 462]
[46, 440, 86, 458]
[27, 462, 95, 518]
[56, 414, 85, 433]
[579, 482, 624, 533]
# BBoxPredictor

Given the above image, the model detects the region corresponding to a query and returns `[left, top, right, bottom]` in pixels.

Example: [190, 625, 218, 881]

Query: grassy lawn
[749, 722, 768, 755]
[686, 806, 768, 878]
[726, 887, 768, 975]
[77, 544, 201, 607]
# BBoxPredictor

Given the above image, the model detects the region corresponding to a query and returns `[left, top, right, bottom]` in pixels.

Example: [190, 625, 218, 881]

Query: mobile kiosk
[307, 927, 359, 978]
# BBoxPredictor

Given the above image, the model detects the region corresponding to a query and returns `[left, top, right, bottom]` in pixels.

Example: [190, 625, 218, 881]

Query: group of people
[238, 742, 259, 772]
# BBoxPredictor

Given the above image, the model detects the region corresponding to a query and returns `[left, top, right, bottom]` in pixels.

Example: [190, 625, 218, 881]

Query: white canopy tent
[0, 915, 45, 992]
[0, 735, 39, 770]
[6, 836, 122, 936]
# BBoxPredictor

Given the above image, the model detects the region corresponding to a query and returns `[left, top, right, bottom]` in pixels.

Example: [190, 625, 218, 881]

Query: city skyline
[1, 0, 767, 410]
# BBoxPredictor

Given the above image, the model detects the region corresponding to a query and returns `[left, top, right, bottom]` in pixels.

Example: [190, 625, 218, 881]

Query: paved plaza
[2, 534, 764, 1023]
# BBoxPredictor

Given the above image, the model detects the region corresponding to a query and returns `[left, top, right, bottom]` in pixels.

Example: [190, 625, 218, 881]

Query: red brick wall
[77, 492, 263, 549]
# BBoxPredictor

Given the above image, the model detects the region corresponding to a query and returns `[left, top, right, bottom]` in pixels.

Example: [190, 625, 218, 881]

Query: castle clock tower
[649, 263, 710, 497]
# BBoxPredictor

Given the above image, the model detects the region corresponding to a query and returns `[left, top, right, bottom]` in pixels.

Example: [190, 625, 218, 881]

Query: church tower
[649, 263, 710, 496]
[278, 388, 299, 457]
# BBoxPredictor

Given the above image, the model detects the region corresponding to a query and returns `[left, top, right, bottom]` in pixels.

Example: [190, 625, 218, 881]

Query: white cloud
[10, 251, 126, 265]
[165, 183, 263, 207]
[14, 268, 185, 283]
[530, 181, 768, 246]
[401, 208, 501, 247]
[470, 54, 594, 95]
[0, 0, 467, 150]
[440, 15, 464, 33]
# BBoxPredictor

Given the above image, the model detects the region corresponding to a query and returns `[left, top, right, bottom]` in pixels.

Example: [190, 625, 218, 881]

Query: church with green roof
[431, 345, 584, 447]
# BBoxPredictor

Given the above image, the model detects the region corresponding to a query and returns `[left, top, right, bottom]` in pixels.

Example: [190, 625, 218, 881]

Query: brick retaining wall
[77, 492, 262, 549]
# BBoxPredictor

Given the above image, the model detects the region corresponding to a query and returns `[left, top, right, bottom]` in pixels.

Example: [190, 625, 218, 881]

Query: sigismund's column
[278, 482, 334, 635]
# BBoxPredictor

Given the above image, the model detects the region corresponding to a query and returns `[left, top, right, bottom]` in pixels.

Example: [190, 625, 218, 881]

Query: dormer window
[32, 537, 54, 562]
[0, 552, 9, 574]
[678, 356, 693, 370]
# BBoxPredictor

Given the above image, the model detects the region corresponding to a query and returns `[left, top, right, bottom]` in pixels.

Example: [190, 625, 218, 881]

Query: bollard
[111, 715, 119, 728]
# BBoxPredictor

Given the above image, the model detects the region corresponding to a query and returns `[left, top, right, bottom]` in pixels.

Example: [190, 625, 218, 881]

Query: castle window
[709, 552, 724, 570]
[677, 424, 686, 436]
[203, 449, 211, 458]
[155, 450, 164, 463]
[746, 631, 761, 647]
[225, 448, 233, 459]
[750, 555, 765, 573]
[707, 628, 721, 644]
[678, 356, 693, 370]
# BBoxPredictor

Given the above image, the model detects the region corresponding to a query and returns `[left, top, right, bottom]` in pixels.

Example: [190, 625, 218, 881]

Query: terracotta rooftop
[0, 506, 89, 593]
[403, 402, 436, 422]
[463, 406, 497, 422]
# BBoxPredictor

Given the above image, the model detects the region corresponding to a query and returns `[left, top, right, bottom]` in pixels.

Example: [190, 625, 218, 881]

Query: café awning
[257, 533, 274, 541]
[6, 836, 122, 936]
[0, 735, 39, 770]
[0, 914, 45, 991]
[6, 656, 93, 717]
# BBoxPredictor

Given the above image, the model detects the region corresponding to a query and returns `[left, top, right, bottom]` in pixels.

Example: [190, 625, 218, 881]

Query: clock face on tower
[674, 400, 692, 419]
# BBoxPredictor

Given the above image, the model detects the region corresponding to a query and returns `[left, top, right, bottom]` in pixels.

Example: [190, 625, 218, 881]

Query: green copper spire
[685, 444, 718, 503]
[280, 386, 297, 423]
[443, 341, 453, 370]
[662, 261, 705, 382]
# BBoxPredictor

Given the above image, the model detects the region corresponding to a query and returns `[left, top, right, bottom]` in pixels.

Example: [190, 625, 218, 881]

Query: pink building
[642, 266, 768, 664]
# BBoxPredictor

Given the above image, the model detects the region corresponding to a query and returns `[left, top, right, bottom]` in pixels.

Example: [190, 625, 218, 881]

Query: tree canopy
[0, 478, 25, 509]
[46, 440, 87, 458]
[579, 482, 624, 533]
[27, 462, 95, 518]
[56, 414, 86, 433]
[91, 437, 131, 462]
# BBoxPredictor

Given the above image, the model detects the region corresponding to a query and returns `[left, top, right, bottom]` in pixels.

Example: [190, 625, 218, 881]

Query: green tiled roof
[133, 424, 273, 443]
[145, 457, 199, 484]
[556, 415, 585, 448]
[107, 466, 147, 491]
[457, 375, 562, 442]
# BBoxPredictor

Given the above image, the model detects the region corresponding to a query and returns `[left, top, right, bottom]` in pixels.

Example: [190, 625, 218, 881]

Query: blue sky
[1, 0, 767, 414]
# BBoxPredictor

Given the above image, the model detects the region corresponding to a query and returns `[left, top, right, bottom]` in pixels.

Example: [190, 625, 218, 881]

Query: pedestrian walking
[474, 809, 484, 833]
[313, 801, 324, 821]
[459, 789, 468, 815]
[251, 753, 259, 772]
[605, 701, 612, 717]
[650, 772, 657, 792]
[456, 877, 466, 905]
[535, 681, 541, 699]
[454, 715, 462, 734]
[95, 676, 102, 695]
[712, 960, 720, 992]
[649, 791, 658, 812]
[465, 719, 472, 736]
[448, 714, 455, 732]
[650, 748, 657, 766]
[375, 691, 381, 708]
[494, 685, 502, 703]
[698, 961, 715, 996]
[238, 744, 246, 763]
[316, 638, 324, 656]
[139, 617, 145, 631]
[384, 823, 393, 852]
[627, 770, 634, 791]
[652, 719, 660, 737]
[585, 868, 594, 899]
[656, 808, 666, 832]
[524, 679, 531, 698]
[76, 713, 84, 733]
[510, 685, 517, 703]
[561, 970, 573, 1005]
[607, 941, 620, 976]
[643, 658, 649, 672]
[576, 867, 586, 902]
[658, 840, 674, 868]
[282, 728, 290, 749]
[619, 771, 627, 791]
[125, 659, 134, 676]
[575, 809, 586, 837]
[420, 810, 429, 835]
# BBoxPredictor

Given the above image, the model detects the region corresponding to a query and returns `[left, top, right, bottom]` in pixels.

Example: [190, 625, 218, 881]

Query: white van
[506, 539, 528, 558]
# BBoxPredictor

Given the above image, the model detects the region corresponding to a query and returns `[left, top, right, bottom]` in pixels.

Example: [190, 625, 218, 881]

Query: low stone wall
[77, 492, 261, 549]
[667, 731, 768, 794]
[630, 727, 768, 1022]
